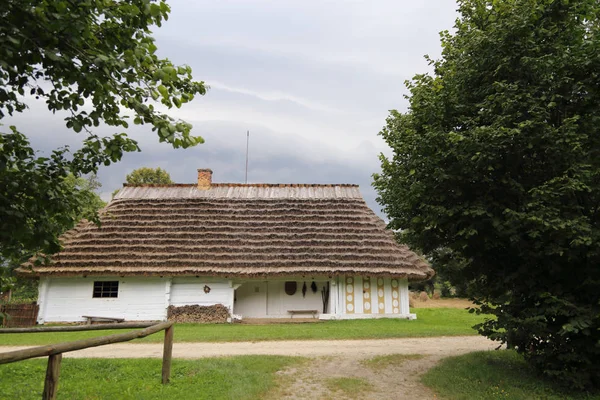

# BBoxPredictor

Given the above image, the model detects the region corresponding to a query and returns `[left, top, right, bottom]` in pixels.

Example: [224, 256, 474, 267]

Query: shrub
[373, 0, 600, 388]
[419, 292, 429, 302]
[440, 281, 454, 298]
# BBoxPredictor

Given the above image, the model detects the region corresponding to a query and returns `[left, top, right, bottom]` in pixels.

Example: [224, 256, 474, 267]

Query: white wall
[233, 279, 330, 318]
[36, 275, 413, 323]
[267, 280, 328, 316]
[38, 277, 168, 323]
[233, 281, 267, 317]
[170, 278, 232, 310]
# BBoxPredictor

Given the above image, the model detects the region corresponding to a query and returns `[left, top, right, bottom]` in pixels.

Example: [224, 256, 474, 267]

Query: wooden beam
[0, 321, 173, 364]
[161, 325, 174, 384]
[0, 322, 156, 334]
[42, 353, 62, 400]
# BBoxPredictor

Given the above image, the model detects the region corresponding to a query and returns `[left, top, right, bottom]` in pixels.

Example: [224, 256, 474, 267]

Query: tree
[374, 0, 600, 389]
[0, 130, 105, 262]
[126, 167, 173, 185]
[64, 173, 107, 220]
[0, 132, 106, 294]
[0, 1, 206, 260]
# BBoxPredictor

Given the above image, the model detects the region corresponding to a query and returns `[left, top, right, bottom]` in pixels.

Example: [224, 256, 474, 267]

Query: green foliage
[0, 356, 301, 399]
[0, 129, 106, 292]
[0, 129, 105, 263]
[0, 308, 484, 345]
[374, 0, 600, 389]
[126, 167, 173, 185]
[8, 277, 39, 302]
[1, 0, 206, 152]
[422, 351, 600, 400]
[0, 0, 205, 266]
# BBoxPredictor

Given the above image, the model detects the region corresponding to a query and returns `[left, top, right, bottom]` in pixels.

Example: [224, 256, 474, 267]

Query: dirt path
[268, 354, 444, 400]
[0, 335, 495, 359]
[0, 336, 498, 399]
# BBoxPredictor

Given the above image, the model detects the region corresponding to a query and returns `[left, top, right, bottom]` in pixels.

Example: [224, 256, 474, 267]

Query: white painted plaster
[400, 278, 410, 315]
[36, 277, 50, 324]
[384, 278, 393, 314]
[233, 281, 267, 317]
[233, 279, 330, 318]
[40, 277, 168, 322]
[169, 277, 232, 310]
[354, 276, 364, 314]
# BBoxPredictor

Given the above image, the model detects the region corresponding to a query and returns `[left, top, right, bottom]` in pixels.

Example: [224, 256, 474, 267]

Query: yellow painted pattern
[345, 276, 355, 314]
[362, 277, 372, 314]
[376, 277, 385, 314]
[391, 279, 400, 314]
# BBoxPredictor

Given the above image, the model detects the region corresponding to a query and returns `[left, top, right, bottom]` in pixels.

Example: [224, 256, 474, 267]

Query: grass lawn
[0, 308, 485, 346]
[361, 353, 425, 370]
[0, 355, 302, 400]
[422, 350, 600, 400]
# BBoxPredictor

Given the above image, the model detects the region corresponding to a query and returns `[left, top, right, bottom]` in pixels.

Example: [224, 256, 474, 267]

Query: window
[93, 281, 119, 298]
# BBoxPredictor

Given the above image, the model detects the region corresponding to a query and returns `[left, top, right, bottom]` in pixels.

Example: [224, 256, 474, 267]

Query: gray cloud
[4, 1, 458, 218]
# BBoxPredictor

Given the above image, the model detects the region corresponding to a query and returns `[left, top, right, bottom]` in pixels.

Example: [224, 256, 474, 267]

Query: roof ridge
[122, 183, 360, 188]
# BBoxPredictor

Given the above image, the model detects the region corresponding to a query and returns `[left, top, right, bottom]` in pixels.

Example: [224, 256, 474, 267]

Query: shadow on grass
[422, 350, 600, 400]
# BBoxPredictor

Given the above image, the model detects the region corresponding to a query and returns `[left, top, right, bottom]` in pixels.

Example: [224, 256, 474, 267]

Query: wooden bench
[287, 310, 319, 319]
[82, 315, 125, 325]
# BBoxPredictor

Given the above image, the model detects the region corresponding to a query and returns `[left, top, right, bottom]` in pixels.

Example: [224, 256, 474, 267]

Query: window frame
[92, 281, 119, 298]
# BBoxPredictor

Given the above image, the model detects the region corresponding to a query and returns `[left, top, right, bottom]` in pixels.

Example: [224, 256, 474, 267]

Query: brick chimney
[197, 168, 213, 189]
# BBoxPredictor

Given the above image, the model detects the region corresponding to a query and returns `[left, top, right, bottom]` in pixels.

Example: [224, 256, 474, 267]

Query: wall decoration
[302, 282, 307, 297]
[391, 279, 400, 314]
[362, 277, 372, 314]
[377, 278, 385, 314]
[203, 285, 211, 294]
[345, 276, 355, 314]
[284, 281, 297, 296]
[311, 281, 317, 293]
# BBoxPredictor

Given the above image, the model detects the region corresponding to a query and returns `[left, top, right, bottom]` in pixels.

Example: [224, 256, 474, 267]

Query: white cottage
[21, 169, 434, 323]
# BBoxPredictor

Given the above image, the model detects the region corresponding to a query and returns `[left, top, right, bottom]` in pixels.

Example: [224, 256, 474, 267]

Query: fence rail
[0, 321, 174, 400]
[0, 322, 159, 334]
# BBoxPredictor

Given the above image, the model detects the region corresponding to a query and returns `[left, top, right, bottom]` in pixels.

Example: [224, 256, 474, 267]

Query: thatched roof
[21, 183, 434, 281]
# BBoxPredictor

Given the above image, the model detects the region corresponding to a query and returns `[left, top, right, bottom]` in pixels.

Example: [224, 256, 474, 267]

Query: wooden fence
[0, 321, 174, 400]
[0, 303, 39, 327]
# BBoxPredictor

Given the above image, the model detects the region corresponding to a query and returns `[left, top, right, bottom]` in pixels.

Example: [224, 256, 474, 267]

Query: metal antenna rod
[245, 130, 249, 184]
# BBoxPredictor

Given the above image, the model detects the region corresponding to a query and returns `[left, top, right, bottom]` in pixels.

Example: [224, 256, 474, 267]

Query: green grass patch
[0, 308, 484, 346]
[422, 350, 600, 400]
[361, 353, 425, 370]
[325, 377, 373, 398]
[0, 355, 301, 400]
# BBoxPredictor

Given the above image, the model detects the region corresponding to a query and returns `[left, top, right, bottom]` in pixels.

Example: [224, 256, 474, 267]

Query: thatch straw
[19, 185, 434, 281]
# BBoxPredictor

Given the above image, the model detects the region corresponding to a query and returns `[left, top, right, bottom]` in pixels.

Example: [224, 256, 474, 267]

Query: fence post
[42, 353, 62, 400]
[161, 324, 174, 384]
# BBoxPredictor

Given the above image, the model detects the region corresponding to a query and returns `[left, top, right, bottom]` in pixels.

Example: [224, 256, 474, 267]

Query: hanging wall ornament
[285, 281, 297, 296]
[302, 282, 307, 298]
[311, 281, 317, 293]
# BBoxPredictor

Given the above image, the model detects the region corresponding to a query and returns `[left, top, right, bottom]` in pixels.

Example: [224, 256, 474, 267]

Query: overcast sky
[11, 0, 458, 217]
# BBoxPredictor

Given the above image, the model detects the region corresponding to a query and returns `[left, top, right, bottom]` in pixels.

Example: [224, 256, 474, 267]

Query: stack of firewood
[167, 304, 230, 323]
